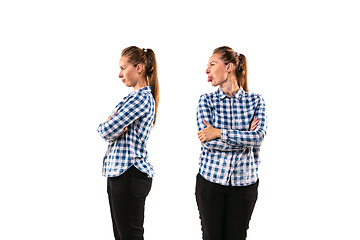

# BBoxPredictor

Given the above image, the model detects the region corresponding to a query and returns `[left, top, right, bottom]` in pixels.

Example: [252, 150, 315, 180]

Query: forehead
[119, 56, 130, 66]
[208, 53, 222, 63]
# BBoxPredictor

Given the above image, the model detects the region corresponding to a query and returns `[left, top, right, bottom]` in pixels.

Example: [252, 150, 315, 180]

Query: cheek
[124, 70, 131, 79]
[212, 68, 220, 80]
[131, 71, 138, 81]
[215, 68, 227, 81]
[127, 70, 138, 84]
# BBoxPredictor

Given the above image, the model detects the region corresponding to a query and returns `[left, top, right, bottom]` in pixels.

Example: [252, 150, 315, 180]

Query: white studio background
[1, 0, 359, 239]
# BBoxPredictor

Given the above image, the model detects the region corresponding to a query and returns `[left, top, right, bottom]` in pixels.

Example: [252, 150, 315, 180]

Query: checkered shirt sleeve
[97, 87, 155, 178]
[196, 88, 268, 186]
[98, 92, 150, 142]
[197, 94, 245, 152]
[221, 96, 267, 148]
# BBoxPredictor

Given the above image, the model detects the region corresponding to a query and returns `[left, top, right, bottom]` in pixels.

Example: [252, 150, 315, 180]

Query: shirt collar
[132, 86, 151, 95]
[217, 87, 244, 101]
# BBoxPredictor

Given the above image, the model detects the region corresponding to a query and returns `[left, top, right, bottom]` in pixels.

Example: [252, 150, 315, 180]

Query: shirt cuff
[221, 129, 228, 142]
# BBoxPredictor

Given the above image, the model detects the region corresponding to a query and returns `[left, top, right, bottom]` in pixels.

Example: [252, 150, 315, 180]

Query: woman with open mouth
[196, 46, 268, 240]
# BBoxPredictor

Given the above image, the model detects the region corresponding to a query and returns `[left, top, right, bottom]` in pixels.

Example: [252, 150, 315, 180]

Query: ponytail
[144, 49, 159, 126]
[213, 46, 249, 92]
[121, 46, 159, 126]
[237, 53, 248, 92]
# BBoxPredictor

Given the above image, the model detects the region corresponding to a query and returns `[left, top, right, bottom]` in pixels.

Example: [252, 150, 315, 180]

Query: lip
[207, 75, 213, 82]
[122, 79, 125, 83]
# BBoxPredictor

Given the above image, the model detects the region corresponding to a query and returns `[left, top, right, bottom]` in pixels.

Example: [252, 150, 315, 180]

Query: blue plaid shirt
[97, 86, 155, 178]
[196, 87, 268, 186]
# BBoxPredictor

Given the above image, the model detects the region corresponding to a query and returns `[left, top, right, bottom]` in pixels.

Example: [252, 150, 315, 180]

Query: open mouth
[207, 76, 213, 82]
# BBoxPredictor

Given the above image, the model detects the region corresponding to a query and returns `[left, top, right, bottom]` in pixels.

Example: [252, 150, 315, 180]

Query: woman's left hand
[114, 126, 127, 140]
[197, 119, 221, 143]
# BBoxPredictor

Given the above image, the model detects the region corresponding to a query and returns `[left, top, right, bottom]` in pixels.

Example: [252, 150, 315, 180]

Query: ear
[226, 63, 233, 73]
[136, 64, 144, 74]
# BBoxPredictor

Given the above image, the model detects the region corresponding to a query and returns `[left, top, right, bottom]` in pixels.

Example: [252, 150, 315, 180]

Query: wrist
[216, 129, 221, 139]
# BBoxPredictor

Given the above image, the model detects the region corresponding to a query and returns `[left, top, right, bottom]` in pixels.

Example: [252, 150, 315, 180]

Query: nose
[205, 67, 210, 74]
[119, 72, 123, 78]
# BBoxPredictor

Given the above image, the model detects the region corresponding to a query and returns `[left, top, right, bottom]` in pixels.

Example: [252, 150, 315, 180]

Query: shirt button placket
[228, 97, 236, 185]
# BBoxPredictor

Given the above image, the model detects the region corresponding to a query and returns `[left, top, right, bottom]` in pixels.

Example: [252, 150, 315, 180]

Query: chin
[211, 81, 218, 87]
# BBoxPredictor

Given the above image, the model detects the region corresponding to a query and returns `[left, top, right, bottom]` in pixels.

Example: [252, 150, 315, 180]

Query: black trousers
[195, 174, 258, 240]
[107, 166, 152, 240]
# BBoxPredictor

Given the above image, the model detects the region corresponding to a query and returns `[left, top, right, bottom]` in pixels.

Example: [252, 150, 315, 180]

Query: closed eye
[207, 61, 216, 67]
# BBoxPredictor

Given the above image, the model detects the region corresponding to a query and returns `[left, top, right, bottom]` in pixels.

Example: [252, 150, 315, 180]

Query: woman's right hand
[107, 110, 119, 121]
[250, 118, 259, 131]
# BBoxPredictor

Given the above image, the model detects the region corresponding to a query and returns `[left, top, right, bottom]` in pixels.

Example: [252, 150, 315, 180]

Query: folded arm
[97, 94, 149, 142]
[221, 96, 267, 148]
[196, 94, 246, 152]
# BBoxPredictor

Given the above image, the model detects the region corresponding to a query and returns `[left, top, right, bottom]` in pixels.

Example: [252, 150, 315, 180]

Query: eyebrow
[207, 61, 217, 66]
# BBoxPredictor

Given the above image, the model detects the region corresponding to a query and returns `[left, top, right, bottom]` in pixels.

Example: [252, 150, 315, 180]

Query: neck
[220, 75, 239, 97]
[133, 78, 148, 91]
